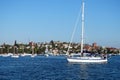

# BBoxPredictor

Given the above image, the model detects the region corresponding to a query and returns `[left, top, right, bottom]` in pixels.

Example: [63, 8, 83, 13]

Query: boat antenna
[81, 0, 84, 53]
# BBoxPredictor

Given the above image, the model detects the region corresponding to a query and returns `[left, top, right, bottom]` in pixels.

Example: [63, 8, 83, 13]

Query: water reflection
[80, 64, 89, 80]
[67, 62, 108, 80]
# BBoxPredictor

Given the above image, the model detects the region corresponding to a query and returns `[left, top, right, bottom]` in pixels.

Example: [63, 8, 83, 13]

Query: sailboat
[44, 45, 49, 57]
[44, 45, 54, 57]
[11, 46, 19, 58]
[67, 0, 107, 63]
[31, 42, 37, 57]
[11, 41, 19, 58]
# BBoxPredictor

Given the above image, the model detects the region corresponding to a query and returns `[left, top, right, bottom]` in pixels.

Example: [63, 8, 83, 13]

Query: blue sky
[0, 0, 120, 48]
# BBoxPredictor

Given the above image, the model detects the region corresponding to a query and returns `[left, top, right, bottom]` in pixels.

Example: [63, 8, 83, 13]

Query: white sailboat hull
[1, 54, 10, 57]
[11, 55, 19, 58]
[21, 53, 32, 57]
[31, 54, 37, 57]
[67, 57, 107, 63]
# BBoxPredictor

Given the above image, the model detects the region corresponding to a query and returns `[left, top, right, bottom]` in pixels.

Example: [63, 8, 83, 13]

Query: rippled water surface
[0, 55, 120, 80]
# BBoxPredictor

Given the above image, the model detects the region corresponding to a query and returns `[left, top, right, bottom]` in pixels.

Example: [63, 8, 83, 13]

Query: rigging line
[66, 6, 81, 55]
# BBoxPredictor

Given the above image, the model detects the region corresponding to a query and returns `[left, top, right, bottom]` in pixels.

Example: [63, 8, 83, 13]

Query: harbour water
[0, 55, 120, 80]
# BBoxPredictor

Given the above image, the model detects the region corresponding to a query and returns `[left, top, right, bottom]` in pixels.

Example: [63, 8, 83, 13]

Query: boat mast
[81, 0, 84, 54]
